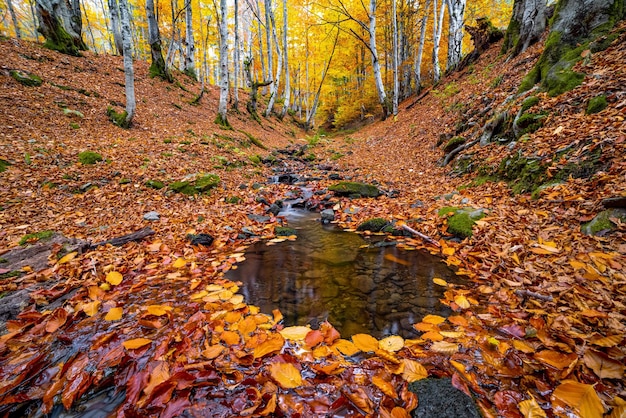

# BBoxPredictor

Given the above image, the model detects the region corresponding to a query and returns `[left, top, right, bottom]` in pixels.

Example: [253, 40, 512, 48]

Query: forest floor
[0, 24, 625, 417]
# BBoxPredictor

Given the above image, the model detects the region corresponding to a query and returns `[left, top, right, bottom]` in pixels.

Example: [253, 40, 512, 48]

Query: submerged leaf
[268, 362, 302, 389]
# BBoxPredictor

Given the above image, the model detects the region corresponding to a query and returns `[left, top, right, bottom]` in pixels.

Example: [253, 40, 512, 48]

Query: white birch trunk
[280, 0, 290, 118]
[264, 0, 282, 117]
[445, 0, 466, 72]
[217, 0, 229, 125]
[431, 0, 445, 84]
[369, 0, 388, 119]
[392, 0, 399, 116]
[107, 0, 123, 54]
[118, 0, 135, 125]
[414, 0, 430, 91]
[184, 0, 196, 79]
[233, 0, 240, 109]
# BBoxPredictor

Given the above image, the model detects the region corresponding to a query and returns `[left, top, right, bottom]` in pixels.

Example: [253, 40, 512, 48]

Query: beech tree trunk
[35, 0, 87, 55]
[280, 0, 290, 119]
[431, 0, 445, 83]
[216, 0, 229, 126]
[184, 0, 196, 79]
[233, 0, 240, 110]
[118, 0, 135, 125]
[392, 0, 399, 116]
[146, 0, 170, 81]
[446, 0, 466, 71]
[414, 0, 431, 92]
[265, 0, 282, 117]
[7, 0, 22, 39]
[501, 0, 546, 56]
[370, 0, 389, 120]
[107, 0, 123, 54]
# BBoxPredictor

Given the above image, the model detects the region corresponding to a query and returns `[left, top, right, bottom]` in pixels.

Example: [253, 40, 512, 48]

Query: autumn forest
[0, 0, 625, 415]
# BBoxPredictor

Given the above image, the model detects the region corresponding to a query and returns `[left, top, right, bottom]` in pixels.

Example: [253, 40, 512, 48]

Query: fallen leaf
[379, 335, 404, 352]
[106, 271, 123, 286]
[82, 301, 101, 317]
[518, 396, 547, 417]
[535, 350, 578, 370]
[253, 334, 285, 358]
[172, 257, 187, 268]
[422, 314, 446, 324]
[454, 295, 471, 309]
[268, 362, 302, 389]
[433, 277, 448, 286]
[279, 326, 311, 341]
[372, 375, 398, 398]
[402, 359, 427, 383]
[57, 252, 77, 264]
[552, 380, 604, 417]
[45, 308, 68, 333]
[105, 307, 123, 321]
[583, 349, 625, 379]
[202, 345, 225, 359]
[333, 339, 360, 356]
[430, 341, 459, 354]
[123, 338, 152, 350]
[146, 305, 172, 316]
[352, 333, 379, 352]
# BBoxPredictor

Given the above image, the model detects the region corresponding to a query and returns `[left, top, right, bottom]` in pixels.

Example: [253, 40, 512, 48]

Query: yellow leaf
[442, 246, 455, 256]
[106, 271, 123, 286]
[372, 375, 398, 398]
[333, 339, 360, 356]
[535, 350, 578, 370]
[552, 380, 604, 417]
[433, 277, 448, 287]
[104, 307, 123, 321]
[379, 335, 404, 352]
[57, 251, 77, 264]
[422, 314, 446, 324]
[513, 340, 536, 354]
[430, 341, 459, 355]
[220, 330, 240, 345]
[518, 397, 547, 418]
[82, 301, 100, 317]
[440, 331, 464, 338]
[588, 333, 623, 347]
[238, 316, 257, 336]
[268, 362, 303, 389]
[454, 295, 471, 309]
[146, 305, 172, 316]
[402, 359, 427, 383]
[450, 360, 467, 373]
[172, 257, 187, 268]
[583, 349, 625, 379]
[279, 326, 312, 341]
[229, 294, 244, 305]
[253, 334, 285, 358]
[352, 334, 379, 352]
[123, 338, 152, 350]
[191, 290, 208, 300]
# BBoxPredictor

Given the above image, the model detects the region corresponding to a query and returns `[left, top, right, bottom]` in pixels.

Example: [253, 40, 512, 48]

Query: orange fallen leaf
[172, 257, 187, 268]
[82, 301, 101, 317]
[333, 339, 360, 356]
[430, 341, 459, 354]
[268, 362, 302, 389]
[253, 334, 285, 358]
[454, 295, 471, 309]
[372, 375, 398, 398]
[202, 345, 225, 359]
[352, 333, 379, 352]
[105, 271, 123, 286]
[45, 308, 68, 333]
[402, 359, 428, 383]
[279, 326, 311, 341]
[518, 396, 547, 417]
[220, 330, 240, 345]
[146, 305, 172, 316]
[422, 314, 446, 324]
[123, 338, 152, 350]
[105, 307, 123, 321]
[552, 380, 604, 417]
[535, 350, 578, 370]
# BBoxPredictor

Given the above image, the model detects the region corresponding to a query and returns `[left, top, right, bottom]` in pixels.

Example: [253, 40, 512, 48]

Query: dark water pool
[226, 209, 460, 339]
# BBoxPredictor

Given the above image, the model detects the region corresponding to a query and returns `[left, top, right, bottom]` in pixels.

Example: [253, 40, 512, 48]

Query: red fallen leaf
[494, 390, 524, 418]
[61, 370, 92, 410]
[45, 308, 68, 333]
[320, 321, 341, 344]
[161, 397, 191, 418]
[499, 324, 526, 338]
[304, 329, 324, 348]
[343, 387, 374, 414]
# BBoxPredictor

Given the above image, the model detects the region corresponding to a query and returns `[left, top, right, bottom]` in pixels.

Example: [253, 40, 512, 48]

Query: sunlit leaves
[433, 277, 448, 286]
[123, 338, 152, 350]
[379, 335, 404, 352]
[268, 362, 302, 389]
[352, 333, 379, 352]
[518, 396, 547, 417]
[372, 375, 398, 398]
[422, 314, 446, 325]
[552, 380, 604, 417]
[106, 271, 123, 285]
[253, 334, 285, 358]
[279, 326, 312, 341]
[430, 341, 459, 354]
[534, 350, 577, 370]
[105, 307, 123, 321]
[402, 359, 427, 383]
[57, 251, 77, 264]
[172, 257, 187, 268]
[202, 345, 225, 359]
[333, 339, 360, 356]
[146, 305, 172, 316]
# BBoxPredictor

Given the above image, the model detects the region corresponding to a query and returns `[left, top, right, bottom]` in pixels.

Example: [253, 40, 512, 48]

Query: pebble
[143, 211, 160, 221]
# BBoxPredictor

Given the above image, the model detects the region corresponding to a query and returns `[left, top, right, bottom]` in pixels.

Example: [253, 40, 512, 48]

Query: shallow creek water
[226, 208, 461, 339]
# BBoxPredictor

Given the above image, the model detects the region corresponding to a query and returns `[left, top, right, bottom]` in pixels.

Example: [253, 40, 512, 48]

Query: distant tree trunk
[146, 0, 170, 81]
[520, 0, 625, 96]
[414, 0, 431, 92]
[7, 0, 22, 39]
[184, 0, 196, 79]
[35, 0, 87, 55]
[392, 0, 399, 116]
[264, 0, 274, 99]
[306, 27, 339, 130]
[431, 0, 445, 83]
[370, 0, 389, 119]
[216, 0, 230, 127]
[265, 0, 283, 117]
[118, 0, 135, 126]
[254, 0, 268, 94]
[107, 0, 123, 54]
[233, 0, 240, 110]
[279, 0, 290, 119]
[501, 0, 546, 56]
[446, 0, 466, 71]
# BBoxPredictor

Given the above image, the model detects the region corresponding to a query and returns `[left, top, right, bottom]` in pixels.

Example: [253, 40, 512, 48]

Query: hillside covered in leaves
[1, 22, 625, 417]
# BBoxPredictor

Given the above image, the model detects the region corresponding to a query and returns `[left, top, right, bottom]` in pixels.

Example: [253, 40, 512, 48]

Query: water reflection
[226, 210, 460, 339]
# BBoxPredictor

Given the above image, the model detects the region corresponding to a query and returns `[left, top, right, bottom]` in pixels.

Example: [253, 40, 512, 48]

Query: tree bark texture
[146, 0, 170, 81]
[35, 0, 87, 55]
[280, 0, 290, 118]
[184, 0, 196, 79]
[369, 0, 389, 120]
[217, 0, 229, 125]
[446, 0, 466, 71]
[118, 0, 136, 125]
[7, 0, 22, 38]
[107, 0, 123, 54]
[501, 0, 546, 56]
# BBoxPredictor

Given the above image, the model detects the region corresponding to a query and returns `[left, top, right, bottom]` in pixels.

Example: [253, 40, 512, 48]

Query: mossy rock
[356, 218, 390, 232]
[443, 136, 466, 153]
[249, 155, 262, 165]
[438, 207, 485, 238]
[275, 226, 297, 236]
[10, 70, 42, 87]
[0, 159, 12, 173]
[521, 96, 540, 112]
[194, 173, 221, 192]
[145, 180, 165, 189]
[19, 230, 55, 245]
[586, 95, 608, 114]
[63, 108, 84, 118]
[408, 378, 481, 418]
[497, 153, 547, 195]
[119, 178, 131, 185]
[78, 151, 103, 165]
[169, 181, 196, 195]
[329, 182, 381, 198]
[581, 209, 626, 235]
[517, 112, 546, 135]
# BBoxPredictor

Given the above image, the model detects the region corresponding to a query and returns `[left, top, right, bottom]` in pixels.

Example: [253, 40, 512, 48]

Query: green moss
[443, 136, 466, 153]
[225, 196, 242, 204]
[521, 96, 540, 112]
[70, 122, 80, 129]
[0, 270, 23, 280]
[356, 218, 390, 232]
[107, 106, 130, 128]
[119, 178, 131, 184]
[329, 182, 381, 198]
[517, 112, 547, 135]
[0, 258, 7, 263]
[249, 155, 262, 165]
[501, 18, 521, 54]
[19, 230, 55, 245]
[438, 206, 460, 217]
[78, 151, 103, 165]
[275, 226, 297, 236]
[10, 70, 42, 87]
[194, 173, 220, 192]
[214, 113, 232, 129]
[581, 209, 626, 235]
[306, 153, 318, 161]
[586, 95, 608, 114]
[169, 181, 196, 195]
[0, 159, 12, 173]
[438, 207, 485, 238]
[145, 180, 165, 189]
[41, 22, 85, 56]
